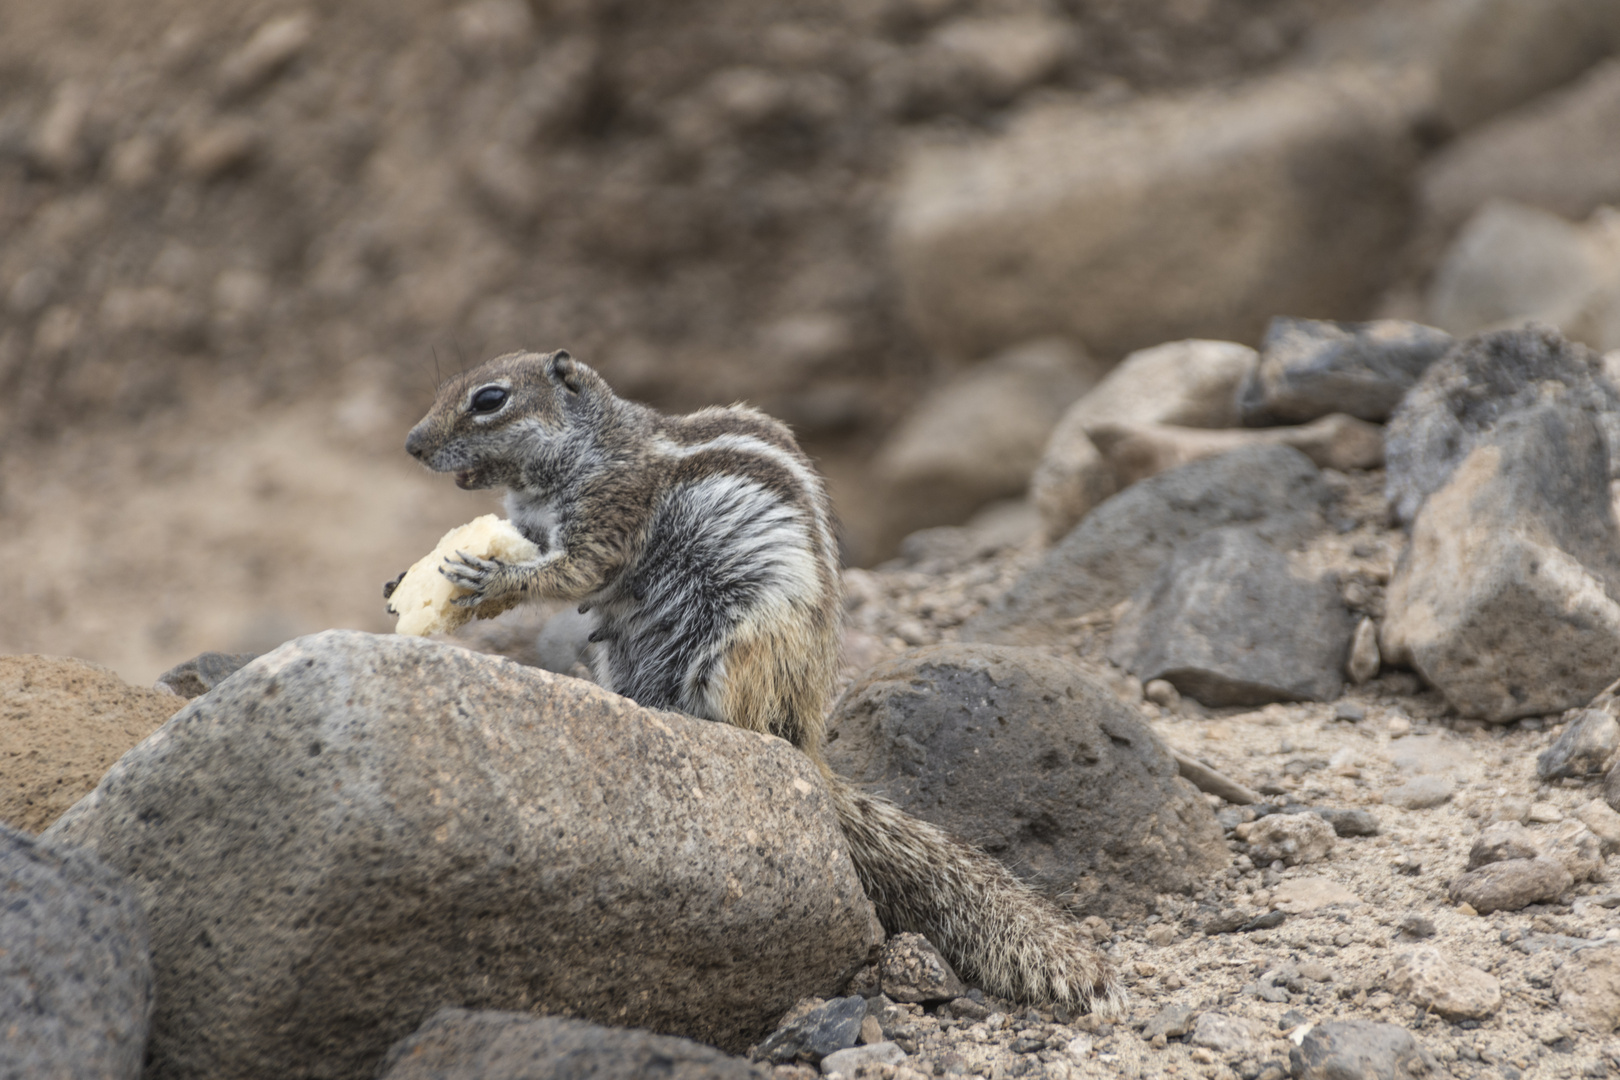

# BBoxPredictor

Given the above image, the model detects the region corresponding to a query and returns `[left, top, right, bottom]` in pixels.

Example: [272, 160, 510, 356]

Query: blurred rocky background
[3, 0, 1620, 683]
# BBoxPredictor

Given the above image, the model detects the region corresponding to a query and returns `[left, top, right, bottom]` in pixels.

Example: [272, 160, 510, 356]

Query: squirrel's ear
[546, 350, 583, 393]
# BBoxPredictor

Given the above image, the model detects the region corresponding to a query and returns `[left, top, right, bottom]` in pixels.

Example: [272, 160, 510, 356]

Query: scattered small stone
[1573, 799, 1620, 855]
[1009, 1036, 1045, 1054]
[1552, 943, 1620, 1033]
[1529, 801, 1566, 823]
[1389, 946, 1502, 1019]
[1204, 909, 1251, 935]
[1270, 877, 1360, 913]
[1290, 1020, 1435, 1080]
[879, 933, 965, 1005]
[1388, 715, 1412, 738]
[1383, 775, 1454, 810]
[1448, 856, 1574, 914]
[1483, 797, 1533, 826]
[1334, 701, 1368, 722]
[153, 651, 259, 697]
[1280, 1010, 1309, 1031]
[946, 997, 990, 1022]
[1144, 678, 1181, 708]
[1468, 821, 1547, 869]
[1538, 709, 1620, 780]
[1245, 812, 1337, 866]
[1142, 1004, 1195, 1041]
[1189, 1013, 1265, 1056]
[1315, 807, 1381, 837]
[820, 1041, 906, 1075]
[1396, 914, 1436, 940]
[757, 997, 869, 1066]
[1346, 618, 1381, 685]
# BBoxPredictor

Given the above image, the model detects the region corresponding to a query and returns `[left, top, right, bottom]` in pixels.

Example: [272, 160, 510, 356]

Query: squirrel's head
[405, 349, 610, 490]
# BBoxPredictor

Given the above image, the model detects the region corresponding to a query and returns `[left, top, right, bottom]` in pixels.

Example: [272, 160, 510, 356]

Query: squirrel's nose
[405, 423, 429, 461]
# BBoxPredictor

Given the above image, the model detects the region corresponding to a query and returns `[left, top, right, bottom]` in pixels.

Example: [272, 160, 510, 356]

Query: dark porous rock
[1448, 856, 1574, 914]
[1107, 527, 1353, 706]
[1315, 807, 1381, 837]
[1381, 399, 1620, 722]
[754, 996, 868, 1065]
[879, 933, 966, 1005]
[152, 651, 259, 698]
[963, 444, 1330, 644]
[0, 823, 153, 1080]
[1289, 1020, 1435, 1080]
[826, 644, 1228, 916]
[43, 631, 878, 1079]
[1538, 709, 1620, 780]
[378, 1008, 766, 1080]
[1239, 316, 1453, 426]
[1384, 325, 1620, 525]
[1143, 1003, 1196, 1040]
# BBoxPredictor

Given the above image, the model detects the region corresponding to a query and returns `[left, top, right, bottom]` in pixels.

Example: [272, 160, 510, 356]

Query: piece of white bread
[388, 514, 540, 636]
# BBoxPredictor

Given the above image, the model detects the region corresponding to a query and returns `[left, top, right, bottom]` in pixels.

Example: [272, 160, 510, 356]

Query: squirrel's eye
[470, 386, 508, 413]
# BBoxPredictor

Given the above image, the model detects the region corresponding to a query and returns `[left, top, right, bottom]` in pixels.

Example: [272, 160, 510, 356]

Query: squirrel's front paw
[441, 550, 513, 607]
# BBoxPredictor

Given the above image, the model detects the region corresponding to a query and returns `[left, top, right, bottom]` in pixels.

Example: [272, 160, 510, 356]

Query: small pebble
[1387, 715, 1412, 738]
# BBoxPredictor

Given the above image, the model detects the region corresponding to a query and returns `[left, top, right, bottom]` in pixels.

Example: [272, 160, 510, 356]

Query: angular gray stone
[890, 67, 1418, 364]
[1188, 1013, 1264, 1056]
[821, 1041, 906, 1075]
[1316, 808, 1381, 837]
[826, 644, 1228, 917]
[1238, 316, 1453, 425]
[153, 651, 259, 698]
[1384, 324, 1620, 525]
[1551, 942, 1620, 1033]
[965, 445, 1331, 644]
[1468, 821, 1547, 869]
[755, 996, 868, 1066]
[878, 933, 965, 1005]
[1108, 527, 1353, 707]
[0, 823, 153, 1080]
[1142, 1004, 1195, 1041]
[44, 631, 879, 1077]
[1243, 813, 1337, 867]
[1382, 397, 1620, 721]
[377, 1008, 765, 1080]
[1289, 1020, 1433, 1080]
[1538, 709, 1620, 780]
[1448, 856, 1573, 914]
[1388, 947, 1501, 1020]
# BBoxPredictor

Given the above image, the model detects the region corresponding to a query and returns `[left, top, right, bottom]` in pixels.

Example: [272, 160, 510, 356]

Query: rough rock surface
[376, 1008, 765, 1080]
[1552, 943, 1620, 1033]
[0, 823, 154, 1080]
[826, 644, 1227, 916]
[754, 996, 868, 1066]
[0, 654, 185, 834]
[43, 631, 879, 1077]
[879, 933, 966, 1005]
[1388, 946, 1502, 1020]
[1241, 813, 1338, 867]
[966, 445, 1330, 644]
[153, 651, 259, 698]
[1289, 1020, 1434, 1080]
[1537, 708, 1620, 780]
[1383, 324, 1620, 525]
[1187, 1012, 1264, 1055]
[1239, 317, 1452, 425]
[1383, 775, 1454, 810]
[1028, 424, 1116, 545]
[891, 67, 1416, 362]
[1448, 857, 1573, 914]
[1108, 526, 1353, 706]
[1382, 399, 1620, 721]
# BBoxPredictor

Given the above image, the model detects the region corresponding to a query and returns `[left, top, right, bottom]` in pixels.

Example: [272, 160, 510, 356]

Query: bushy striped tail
[827, 778, 1122, 1014]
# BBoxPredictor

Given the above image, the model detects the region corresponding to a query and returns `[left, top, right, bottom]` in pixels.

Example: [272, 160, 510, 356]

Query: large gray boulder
[43, 631, 879, 1079]
[1237, 316, 1453, 425]
[825, 644, 1228, 917]
[890, 68, 1417, 363]
[1382, 401, 1620, 721]
[1108, 527, 1354, 706]
[1384, 325, 1620, 524]
[377, 1008, 765, 1080]
[964, 444, 1330, 644]
[0, 823, 153, 1080]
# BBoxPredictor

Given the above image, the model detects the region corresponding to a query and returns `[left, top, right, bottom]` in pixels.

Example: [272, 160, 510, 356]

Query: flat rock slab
[965, 444, 1330, 644]
[377, 1008, 765, 1080]
[0, 823, 153, 1080]
[1239, 316, 1453, 425]
[826, 643, 1227, 917]
[44, 631, 879, 1079]
[1382, 398, 1620, 721]
[1108, 526, 1352, 706]
[1389, 946, 1502, 1019]
[1, 654, 185, 834]
[1384, 324, 1620, 525]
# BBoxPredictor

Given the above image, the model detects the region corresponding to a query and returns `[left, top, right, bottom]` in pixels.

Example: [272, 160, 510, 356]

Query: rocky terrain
[8, 0, 1620, 1078]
